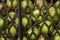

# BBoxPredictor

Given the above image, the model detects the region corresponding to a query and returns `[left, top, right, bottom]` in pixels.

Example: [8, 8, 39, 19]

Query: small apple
[21, 0, 33, 9]
[9, 11, 16, 18]
[34, 27, 40, 35]
[23, 36, 27, 40]
[49, 7, 55, 16]
[6, 0, 11, 8]
[42, 24, 48, 33]
[0, 17, 4, 27]
[22, 17, 28, 26]
[54, 33, 60, 40]
[27, 28, 32, 35]
[10, 26, 16, 36]
[21, 0, 27, 8]
[12, 0, 18, 8]
[33, 9, 39, 17]
[30, 34, 36, 40]
[55, 1, 59, 7]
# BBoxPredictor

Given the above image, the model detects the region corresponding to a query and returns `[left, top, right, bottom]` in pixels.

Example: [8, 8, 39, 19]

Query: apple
[42, 24, 48, 33]
[49, 7, 55, 16]
[27, 28, 32, 35]
[9, 11, 16, 18]
[21, 0, 27, 8]
[55, 1, 59, 7]
[0, 17, 4, 27]
[30, 34, 36, 40]
[22, 17, 28, 26]
[23, 36, 27, 40]
[33, 9, 39, 17]
[34, 27, 40, 35]
[21, 0, 33, 9]
[12, 0, 18, 8]
[38, 16, 43, 23]
[6, 0, 11, 8]
[10, 26, 16, 36]
[54, 33, 60, 40]
[57, 7, 60, 15]
[7, 11, 16, 22]
[40, 20, 54, 33]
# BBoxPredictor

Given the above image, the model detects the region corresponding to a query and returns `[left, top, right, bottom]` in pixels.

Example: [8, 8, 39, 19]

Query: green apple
[53, 15, 59, 23]
[22, 17, 28, 26]
[7, 11, 16, 22]
[54, 33, 60, 40]
[21, 0, 27, 8]
[10, 26, 16, 36]
[34, 27, 40, 35]
[42, 24, 48, 33]
[38, 16, 43, 23]
[12, 0, 18, 8]
[23, 36, 27, 40]
[0, 17, 4, 27]
[57, 7, 60, 15]
[21, 0, 33, 8]
[9, 11, 16, 18]
[27, 28, 32, 35]
[49, 7, 55, 16]
[55, 1, 59, 7]
[30, 34, 36, 40]
[6, 0, 11, 8]
[33, 9, 39, 17]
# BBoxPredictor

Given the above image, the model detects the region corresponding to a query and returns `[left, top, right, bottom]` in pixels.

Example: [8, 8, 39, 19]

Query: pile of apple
[0, 0, 60, 40]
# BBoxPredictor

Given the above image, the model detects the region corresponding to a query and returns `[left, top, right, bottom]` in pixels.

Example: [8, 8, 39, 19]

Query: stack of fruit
[0, 0, 60, 40]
